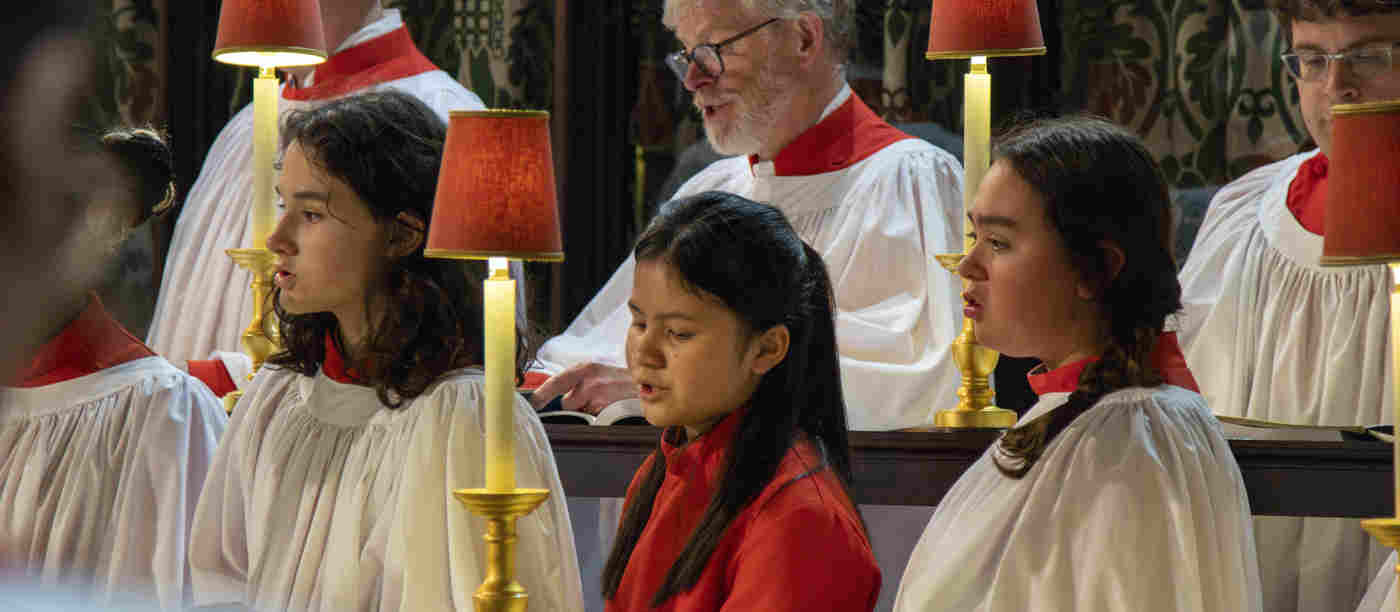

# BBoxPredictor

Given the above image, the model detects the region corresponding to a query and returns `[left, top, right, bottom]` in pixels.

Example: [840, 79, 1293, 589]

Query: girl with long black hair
[601, 191, 879, 611]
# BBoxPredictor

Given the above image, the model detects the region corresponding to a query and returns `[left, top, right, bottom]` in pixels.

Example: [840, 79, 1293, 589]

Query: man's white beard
[703, 64, 794, 157]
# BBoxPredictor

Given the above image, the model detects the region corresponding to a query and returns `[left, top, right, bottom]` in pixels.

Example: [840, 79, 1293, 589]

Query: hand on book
[529, 362, 638, 415]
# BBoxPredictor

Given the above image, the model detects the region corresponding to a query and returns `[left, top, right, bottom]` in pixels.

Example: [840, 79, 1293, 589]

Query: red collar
[13, 294, 155, 387]
[1026, 332, 1199, 396]
[1286, 152, 1328, 236]
[748, 93, 912, 177]
[322, 334, 365, 384]
[660, 407, 745, 484]
[282, 27, 438, 101]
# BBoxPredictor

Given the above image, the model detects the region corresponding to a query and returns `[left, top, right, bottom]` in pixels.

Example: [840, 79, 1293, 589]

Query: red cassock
[607, 410, 880, 612]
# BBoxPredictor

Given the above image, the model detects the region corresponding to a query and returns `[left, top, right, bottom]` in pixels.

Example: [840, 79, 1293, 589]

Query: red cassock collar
[13, 294, 155, 387]
[1026, 332, 1199, 396]
[322, 333, 364, 384]
[1286, 152, 1328, 236]
[282, 26, 439, 102]
[748, 93, 913, 176]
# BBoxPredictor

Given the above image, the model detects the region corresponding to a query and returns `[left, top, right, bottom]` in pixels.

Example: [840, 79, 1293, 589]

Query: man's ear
[791, 13, 826, 69]
[749, 324, 790, 377]
[388, 211, 426, 257]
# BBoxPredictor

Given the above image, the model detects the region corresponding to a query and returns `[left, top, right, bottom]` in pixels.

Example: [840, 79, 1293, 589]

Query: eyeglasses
[664, 18, 780, 81]
[1281, 43, 1400, 82]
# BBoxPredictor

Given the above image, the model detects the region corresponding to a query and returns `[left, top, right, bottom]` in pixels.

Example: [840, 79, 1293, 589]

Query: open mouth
[274, 269, 296, 289]
[962, 292, 983, 320]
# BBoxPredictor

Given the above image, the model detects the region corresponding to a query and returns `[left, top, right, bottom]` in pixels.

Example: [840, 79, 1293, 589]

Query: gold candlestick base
[226, 248, 280, 374]
[1362, 518, 1400, 582]
[453, 488, 551, 612]
[930, 253, 1017, 429]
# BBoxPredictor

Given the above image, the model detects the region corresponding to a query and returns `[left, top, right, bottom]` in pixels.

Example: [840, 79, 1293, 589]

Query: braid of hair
[993, 327, 1163, 478]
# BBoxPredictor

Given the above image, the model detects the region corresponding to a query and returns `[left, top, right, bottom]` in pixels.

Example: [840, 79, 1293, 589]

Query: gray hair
[664, 0, 854, 62]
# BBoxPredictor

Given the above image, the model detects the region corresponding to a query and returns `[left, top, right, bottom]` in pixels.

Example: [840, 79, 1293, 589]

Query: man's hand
[529, 362, 638, 415]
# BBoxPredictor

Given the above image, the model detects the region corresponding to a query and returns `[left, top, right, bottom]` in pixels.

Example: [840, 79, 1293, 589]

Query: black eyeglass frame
[664, 17, 781, 81]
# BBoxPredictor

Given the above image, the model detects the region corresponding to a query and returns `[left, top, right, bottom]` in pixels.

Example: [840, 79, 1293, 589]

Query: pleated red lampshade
[926, 0, 1047, 59]
[1321, 100, 1400, 266]
[426, 110, 564, 262]
[212, 0, 327, 67]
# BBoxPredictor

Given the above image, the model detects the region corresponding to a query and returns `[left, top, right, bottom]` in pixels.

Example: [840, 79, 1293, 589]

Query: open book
[1215, 414, 1391, 443]
[538, 399, 650, 426]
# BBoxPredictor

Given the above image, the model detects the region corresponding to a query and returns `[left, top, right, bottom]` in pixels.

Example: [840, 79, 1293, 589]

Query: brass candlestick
[929, 253, 1017, 429]
[453, 488, 551, 612]
[222, 247, 280, 413]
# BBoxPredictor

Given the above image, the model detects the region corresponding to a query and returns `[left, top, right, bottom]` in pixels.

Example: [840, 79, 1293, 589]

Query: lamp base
[932, 406, 1018, 428]
[226, 248, 280, 373]
[453, 488, 551, 612]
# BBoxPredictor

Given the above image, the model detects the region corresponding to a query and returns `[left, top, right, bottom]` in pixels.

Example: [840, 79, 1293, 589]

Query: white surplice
[892, 386, 1261, 612]
[1177, 149, 1392, 612]
[146, 9, 486, 367]
[0, 357, 227, 609]
[532, 86, 965, 432]
[1357, 551, 1399, 612]
[188, 366, 584, 612]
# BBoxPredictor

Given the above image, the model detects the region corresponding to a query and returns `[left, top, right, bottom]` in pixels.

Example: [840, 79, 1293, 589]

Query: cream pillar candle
[962, 56, 991, 251]
[250, 67, 279, 249]
[484, 257, 517, 492]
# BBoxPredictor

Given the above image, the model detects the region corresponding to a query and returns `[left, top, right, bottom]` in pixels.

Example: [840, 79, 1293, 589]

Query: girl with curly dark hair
[893, 116, 1260, 612]
[187, 90, 583, 612]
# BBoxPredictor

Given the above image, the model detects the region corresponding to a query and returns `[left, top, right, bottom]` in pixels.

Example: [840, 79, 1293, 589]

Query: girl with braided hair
[893, 116, 1260, 612]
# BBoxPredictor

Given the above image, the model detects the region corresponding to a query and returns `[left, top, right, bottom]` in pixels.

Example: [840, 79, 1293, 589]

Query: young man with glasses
[1177, 2, 1400, 611]
[529, 0, 966, 434]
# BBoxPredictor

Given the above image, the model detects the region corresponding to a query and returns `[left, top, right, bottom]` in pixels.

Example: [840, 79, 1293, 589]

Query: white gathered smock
[0, 357, 227, 609]
[188, 365, 583, 612]
[146, 9, 488, 367]
[893, 386, 1261, 612]
[1177, 149, 1392, 612]
[532, 86, 966, 432]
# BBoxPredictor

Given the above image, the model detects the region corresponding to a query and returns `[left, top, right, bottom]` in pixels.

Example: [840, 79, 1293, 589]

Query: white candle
[963, 56, 991, 252]
[484, 257, 516, 492]
[250, 68, 279, 249]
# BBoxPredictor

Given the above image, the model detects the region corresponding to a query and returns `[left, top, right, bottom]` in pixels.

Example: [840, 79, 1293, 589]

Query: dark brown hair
[266, 90, 524, 408]
[101, 126, 175, 224]
[600, 191, 860, 605]
[988, 115, 1182, 478]
[1272, 0, 1400, 23]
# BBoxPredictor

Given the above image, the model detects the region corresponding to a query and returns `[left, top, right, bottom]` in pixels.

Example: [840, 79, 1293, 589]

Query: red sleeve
[721, 493, 881, 612]
[187, 359, 238, 397]
[521, 371, 550, 391]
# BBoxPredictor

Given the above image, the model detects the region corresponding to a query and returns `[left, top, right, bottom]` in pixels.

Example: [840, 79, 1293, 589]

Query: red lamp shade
[212, 0, 327, 67]
[926, 0, 1047, 59]
[426, 110, 564, 262]
[1322, 100, 1400, 266]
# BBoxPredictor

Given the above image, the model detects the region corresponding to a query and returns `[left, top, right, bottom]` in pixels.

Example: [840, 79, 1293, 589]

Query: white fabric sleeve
[823, 150, 963, 430]
[188, 370, 264, 607]
[1175, 158, 1286, 350]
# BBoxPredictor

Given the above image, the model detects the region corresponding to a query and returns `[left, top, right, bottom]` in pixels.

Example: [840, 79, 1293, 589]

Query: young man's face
[1290, 13, 1400, 156]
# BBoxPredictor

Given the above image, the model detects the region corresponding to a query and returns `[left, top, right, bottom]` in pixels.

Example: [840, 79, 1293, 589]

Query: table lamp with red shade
[1325, 99, 1400, 612]
[922, 0, 1045, 428]
[425, 109, 563, 612]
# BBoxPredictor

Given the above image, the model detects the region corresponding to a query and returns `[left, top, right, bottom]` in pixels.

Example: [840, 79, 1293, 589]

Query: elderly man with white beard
[530, 4, 964, 610]
[529, 0, 965, 434]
